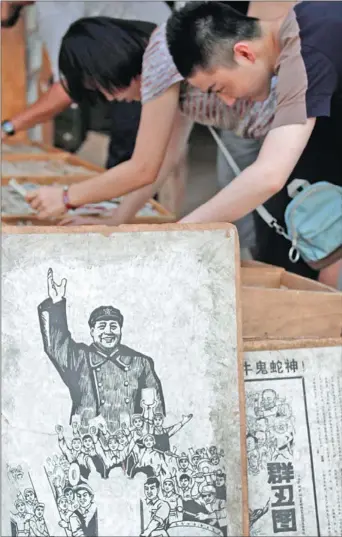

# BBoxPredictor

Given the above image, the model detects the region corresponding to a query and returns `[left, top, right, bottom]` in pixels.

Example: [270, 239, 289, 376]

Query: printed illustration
[7, 465, 50, 537]
[5, 259, 234, 537]
[38, 269, 166, 431]
[245, 383, 299, 535]
[246, 389, 295, 476]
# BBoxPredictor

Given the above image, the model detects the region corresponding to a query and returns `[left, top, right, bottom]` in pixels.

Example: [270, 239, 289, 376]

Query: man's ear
[90, 327, 94, 337]
[233, 42, 256, 64]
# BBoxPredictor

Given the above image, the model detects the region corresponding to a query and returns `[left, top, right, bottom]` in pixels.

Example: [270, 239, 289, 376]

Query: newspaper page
[244, 346, 342, 537]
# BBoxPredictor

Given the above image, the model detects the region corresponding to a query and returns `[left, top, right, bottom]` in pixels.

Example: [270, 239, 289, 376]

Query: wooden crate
[2, 140, 67, 157]
[241, 261, 342, 341]
[1, 151, 175, 224]
[241, 260, 336, 292]
[1, 151, 102, 181]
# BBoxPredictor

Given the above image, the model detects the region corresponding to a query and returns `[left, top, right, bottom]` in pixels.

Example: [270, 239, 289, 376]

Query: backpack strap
[208, 126, 299, 257]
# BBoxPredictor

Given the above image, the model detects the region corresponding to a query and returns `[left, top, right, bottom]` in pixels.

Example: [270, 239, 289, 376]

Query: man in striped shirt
[166, 1, 342, 285]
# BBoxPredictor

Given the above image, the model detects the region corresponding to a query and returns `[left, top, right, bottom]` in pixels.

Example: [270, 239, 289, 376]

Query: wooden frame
[1, 151, 175, 223]
[3, 222, 249, 536]
[241, 262, 336, 292]
[1, 151, 103, 181]
[244, 335, 342, 352]
[242, 285, 342, 340]
[240, 260, 341, 341]
[2, 140, 67, 158]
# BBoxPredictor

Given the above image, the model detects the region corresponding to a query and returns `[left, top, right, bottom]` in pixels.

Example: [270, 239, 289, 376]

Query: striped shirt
[141, 24, 277, 139]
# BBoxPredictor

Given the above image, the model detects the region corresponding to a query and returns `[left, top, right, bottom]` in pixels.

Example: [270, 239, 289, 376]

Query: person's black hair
[59, 17, 156, 105]
[1, 3, 25, 28]
[166, 1, 261, 78]
[145, 476, 160, 488]
[179, 473, 191, 481]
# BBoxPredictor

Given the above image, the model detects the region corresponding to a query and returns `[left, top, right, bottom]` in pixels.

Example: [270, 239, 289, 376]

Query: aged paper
[244, 346, 342, 536]
[2, 160, 94, 177]
[1, 183, 161, 217]
[2, 228, 244, 537]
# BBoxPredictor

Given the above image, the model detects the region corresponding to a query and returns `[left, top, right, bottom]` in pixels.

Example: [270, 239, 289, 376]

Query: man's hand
[26, 185, 66, 219]
[196, 512, 209, 522]
[55, 424, 64, 439]
[89, 425, 98, 437]
[47, 268, 67, 304]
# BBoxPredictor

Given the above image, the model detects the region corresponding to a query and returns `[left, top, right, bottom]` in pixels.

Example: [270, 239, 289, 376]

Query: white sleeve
[36, 1, 85, 81]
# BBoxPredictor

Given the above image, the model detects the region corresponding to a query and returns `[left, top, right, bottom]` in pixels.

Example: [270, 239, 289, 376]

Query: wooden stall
[1, 141, 175, 225]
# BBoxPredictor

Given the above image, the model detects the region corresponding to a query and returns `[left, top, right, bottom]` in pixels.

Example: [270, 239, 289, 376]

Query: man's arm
[181, 120, 316, 223]
[166, 414, 192, 437]
[38, 269, 81, 376]
[60, 112, 192, 226]
[2, 83, 72, 138]
[26, 85, 181, 218]
[141, 501, 170, 537]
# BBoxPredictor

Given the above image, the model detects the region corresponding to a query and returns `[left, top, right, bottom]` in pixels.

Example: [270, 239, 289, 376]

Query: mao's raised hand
[47, 268, 67, 303]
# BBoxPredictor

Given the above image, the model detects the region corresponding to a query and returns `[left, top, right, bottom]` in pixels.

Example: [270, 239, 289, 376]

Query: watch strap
[1, 120, 16, 136]
[62, 186, 76, 210]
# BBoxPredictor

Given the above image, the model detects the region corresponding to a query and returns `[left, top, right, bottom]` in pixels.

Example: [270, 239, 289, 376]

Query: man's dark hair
[166, 1, 261, 78]
[1, 3, 25, 28]
[179, 473, 191, 482]
[145, 476, 160, 488]
[59, 17, 156, 105]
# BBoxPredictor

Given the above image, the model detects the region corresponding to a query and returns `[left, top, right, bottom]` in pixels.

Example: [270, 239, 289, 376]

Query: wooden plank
[38, 46, 54, 146]
[242, 286, 342, 339]
[241, 267, 282, 288]
[2, 213, 176, 226]
[241, 259, 282, 270]
[2, 140, 67, 158]
[280, 270, 336, 293]
[244, 336, 342, 351]
[1, 19, 27, 141]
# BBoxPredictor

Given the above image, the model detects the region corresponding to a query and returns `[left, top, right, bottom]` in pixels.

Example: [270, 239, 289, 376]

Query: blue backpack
[209, 126, 342, 270]
[283, 181, 342, 269]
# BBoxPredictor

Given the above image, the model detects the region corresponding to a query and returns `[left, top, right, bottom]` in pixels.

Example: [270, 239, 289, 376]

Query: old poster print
[244, 346, 342, 537]
[2, 228, 244, 537]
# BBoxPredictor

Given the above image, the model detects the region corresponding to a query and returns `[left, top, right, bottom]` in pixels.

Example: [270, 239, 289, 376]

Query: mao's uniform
[38, 299, 165, 430]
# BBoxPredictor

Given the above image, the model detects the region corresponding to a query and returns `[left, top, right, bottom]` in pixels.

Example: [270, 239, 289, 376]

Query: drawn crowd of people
[32, 390, 229, 537]
[246, 389, 295, 476]
[8, 468, 49, 537]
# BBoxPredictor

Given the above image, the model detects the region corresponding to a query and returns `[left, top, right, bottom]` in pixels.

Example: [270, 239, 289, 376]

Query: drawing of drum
[167, 521, 223, 536]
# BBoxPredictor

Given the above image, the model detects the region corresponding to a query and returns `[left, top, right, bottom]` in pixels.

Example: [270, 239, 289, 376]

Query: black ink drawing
[249, 499, 270, 527]
[246, 389, 295, 476]
[7, 269, 230, 536]
[38, 269, 166, 432]
[7, 466, 50, 537]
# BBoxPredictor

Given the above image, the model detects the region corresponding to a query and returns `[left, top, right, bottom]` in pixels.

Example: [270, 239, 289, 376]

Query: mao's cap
[88, 306, 123, 328]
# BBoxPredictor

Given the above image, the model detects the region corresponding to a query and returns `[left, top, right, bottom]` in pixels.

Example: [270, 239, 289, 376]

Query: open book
[2, 225, 247, 537]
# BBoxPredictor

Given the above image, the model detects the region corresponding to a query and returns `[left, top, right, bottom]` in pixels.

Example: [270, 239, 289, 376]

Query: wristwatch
[1, 120, 16, 136]
[62, 186, 76, 210]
